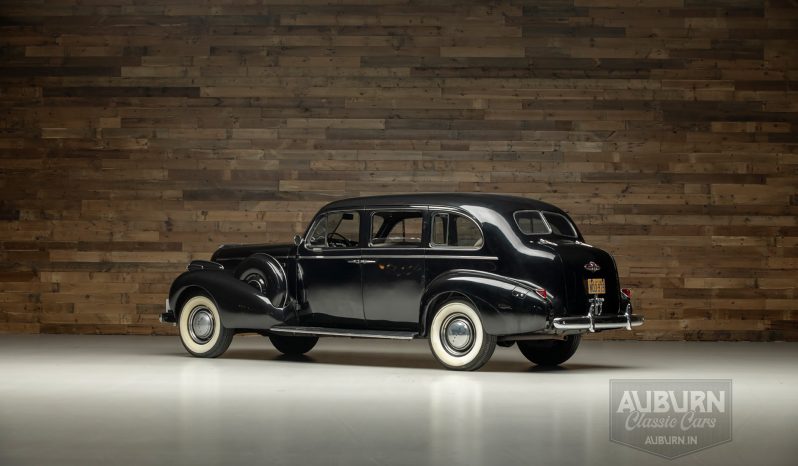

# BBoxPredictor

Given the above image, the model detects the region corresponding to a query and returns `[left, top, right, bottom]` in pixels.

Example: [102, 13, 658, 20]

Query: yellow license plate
[587, 278, 605, 295]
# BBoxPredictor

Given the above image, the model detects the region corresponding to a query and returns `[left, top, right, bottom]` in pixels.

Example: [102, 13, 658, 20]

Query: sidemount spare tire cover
[234, 254, 288, 308]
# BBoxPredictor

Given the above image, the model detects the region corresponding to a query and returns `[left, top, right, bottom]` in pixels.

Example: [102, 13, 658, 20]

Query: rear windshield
[513, 210, 578, 238]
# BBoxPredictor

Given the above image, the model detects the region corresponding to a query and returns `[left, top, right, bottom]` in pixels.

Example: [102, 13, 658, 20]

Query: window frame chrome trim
[540, 211, 579, 239]
[427, 206, 485, 251]
[513, 210, 552, 236]
[430, 212, 450, 247]
[428, 209, 485, 251]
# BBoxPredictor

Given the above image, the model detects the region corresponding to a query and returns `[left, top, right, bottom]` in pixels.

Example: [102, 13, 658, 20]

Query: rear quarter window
[513, 210, 578, 238]
[542, 212, 577, 238]
[513, 211, 550, 235]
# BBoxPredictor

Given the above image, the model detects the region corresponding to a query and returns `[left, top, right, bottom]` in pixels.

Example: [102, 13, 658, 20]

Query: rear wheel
[269, 334, 319, 356]
[178, 295, 234, 358]
[428, 300, 496, 371]
[517, 334, 581, 366]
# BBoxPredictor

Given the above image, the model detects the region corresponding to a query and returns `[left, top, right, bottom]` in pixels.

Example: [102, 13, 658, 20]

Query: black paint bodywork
[165, 193, 636, 338]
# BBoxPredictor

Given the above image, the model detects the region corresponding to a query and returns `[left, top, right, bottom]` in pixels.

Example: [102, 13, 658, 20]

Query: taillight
[534, 288, 548, 300]
[621, 288, 632, 299]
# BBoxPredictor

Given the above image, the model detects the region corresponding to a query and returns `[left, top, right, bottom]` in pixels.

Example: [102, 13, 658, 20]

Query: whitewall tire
[429, 300, 496, 371]
[178, 295, 234, 358]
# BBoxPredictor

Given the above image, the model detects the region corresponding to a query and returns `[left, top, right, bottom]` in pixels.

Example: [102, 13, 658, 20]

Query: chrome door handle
[346, 259, 361, 264]
[360, 259, 376, 264]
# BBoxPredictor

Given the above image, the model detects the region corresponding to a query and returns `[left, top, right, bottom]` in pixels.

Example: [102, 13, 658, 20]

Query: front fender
[168, 269, 294, 330]
[420, 269, 550, 337]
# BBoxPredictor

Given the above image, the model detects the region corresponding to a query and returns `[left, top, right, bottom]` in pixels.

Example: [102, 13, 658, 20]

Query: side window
[370, 211, 423, 247]
[430, 212, 483, 248]
[542, 212, 578, 238]
[513, 211, 550, 235]
[306, 211, 360, 248]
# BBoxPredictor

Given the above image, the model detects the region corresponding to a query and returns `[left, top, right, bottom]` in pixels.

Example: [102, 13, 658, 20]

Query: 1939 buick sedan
[161, 193, 643, 371]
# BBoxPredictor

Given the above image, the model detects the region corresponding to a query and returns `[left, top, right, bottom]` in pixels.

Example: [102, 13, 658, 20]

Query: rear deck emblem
[584, 261, 600, 272]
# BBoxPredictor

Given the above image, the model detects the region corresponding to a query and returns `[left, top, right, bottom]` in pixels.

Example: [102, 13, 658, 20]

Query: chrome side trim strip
[269, 326, 417, 340]
[424, 255, 498, 260]
[303, 255, 361, 260]
[301, 255, 498, 260]
[210, 255, 293, 261]
[224, 254, 498, 260]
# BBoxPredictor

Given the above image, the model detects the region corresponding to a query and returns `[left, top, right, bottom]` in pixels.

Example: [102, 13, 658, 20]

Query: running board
[268, 326, 417, 340]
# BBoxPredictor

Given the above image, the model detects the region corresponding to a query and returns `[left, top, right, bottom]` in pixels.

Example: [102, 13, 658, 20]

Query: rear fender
[169, 269, 292, 330]
[419, 269, 550, 337]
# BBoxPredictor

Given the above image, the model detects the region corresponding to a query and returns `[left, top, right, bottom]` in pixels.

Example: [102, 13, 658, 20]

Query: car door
[361, 208, 427, 331]
[424, 209, 498, 285]
[297, 210, 366, 328]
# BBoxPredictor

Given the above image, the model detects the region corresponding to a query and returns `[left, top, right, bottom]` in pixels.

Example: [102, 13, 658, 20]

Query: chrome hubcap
[244, 273, 266, 294]
[188, 306, 214, 344]
[441, 313, 474, 356]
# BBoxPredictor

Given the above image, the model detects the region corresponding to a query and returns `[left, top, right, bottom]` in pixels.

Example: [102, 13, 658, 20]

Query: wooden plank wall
[1, 0, 796, 340]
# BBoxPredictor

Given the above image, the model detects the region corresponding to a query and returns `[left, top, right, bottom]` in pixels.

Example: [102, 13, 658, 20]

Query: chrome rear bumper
[552, 304, 643, 332]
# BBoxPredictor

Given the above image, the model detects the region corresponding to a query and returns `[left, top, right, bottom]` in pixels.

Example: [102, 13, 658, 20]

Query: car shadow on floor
[218, 348, 638, 373]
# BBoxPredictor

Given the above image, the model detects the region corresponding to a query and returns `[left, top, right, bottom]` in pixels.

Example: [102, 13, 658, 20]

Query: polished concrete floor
[0, 335, 796, 466]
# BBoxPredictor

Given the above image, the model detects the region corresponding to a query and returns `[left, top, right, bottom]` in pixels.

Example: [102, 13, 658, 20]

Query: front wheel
[517, 334, 581, 366]
[429, 300, 496, 371]
[178, 295, 234, 358]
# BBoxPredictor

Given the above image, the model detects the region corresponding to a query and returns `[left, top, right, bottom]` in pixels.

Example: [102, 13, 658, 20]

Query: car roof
[319, 193, 569, 218]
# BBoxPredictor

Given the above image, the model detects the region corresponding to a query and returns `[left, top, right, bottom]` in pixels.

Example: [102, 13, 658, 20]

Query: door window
[306, 211, 360, 248]
[430, 212, 483, 248]
[370, 211, 423, 247]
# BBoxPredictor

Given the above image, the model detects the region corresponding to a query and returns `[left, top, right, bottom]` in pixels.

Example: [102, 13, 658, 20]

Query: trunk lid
[554, 240, 621, 316]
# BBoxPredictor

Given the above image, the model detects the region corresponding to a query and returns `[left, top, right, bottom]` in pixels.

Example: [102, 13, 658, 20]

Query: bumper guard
[160, 298, 176, 325]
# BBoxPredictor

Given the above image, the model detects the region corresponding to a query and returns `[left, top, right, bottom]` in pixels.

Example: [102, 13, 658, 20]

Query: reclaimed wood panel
[1, 0, 796, 340]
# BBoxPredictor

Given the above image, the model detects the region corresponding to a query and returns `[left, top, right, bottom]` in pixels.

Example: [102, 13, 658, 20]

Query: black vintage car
[161, 193, 643, 371]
